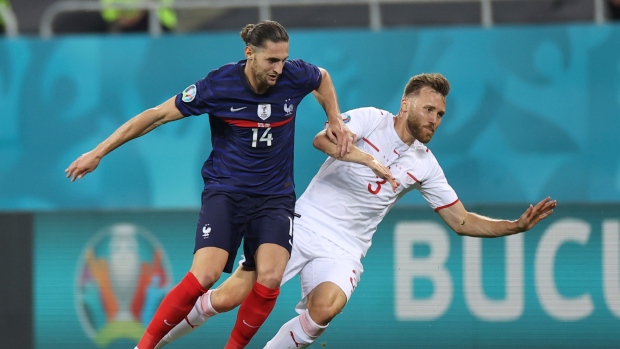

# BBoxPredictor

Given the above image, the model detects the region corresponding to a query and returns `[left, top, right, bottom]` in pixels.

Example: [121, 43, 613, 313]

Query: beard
[251, 62, 278, 87]
[257, 72, 275, 86]
[407, 117, 434, 144]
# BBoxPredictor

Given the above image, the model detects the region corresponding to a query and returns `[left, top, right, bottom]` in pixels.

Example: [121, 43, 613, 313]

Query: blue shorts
[194, 189, 295, 273]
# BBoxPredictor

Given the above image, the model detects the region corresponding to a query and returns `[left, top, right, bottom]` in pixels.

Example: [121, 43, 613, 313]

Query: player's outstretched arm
[437, 197, 557, 238]
[312, 68, 355, 157]
[313, 130, 399, 192]
[65, 97, 184, 181]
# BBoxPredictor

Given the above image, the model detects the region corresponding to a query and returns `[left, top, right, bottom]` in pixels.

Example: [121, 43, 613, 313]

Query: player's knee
[190, 269, 222, 289]
[212, 289, 244, 312]
[255, 269, 283, 289]
[308, 301, 341, 325]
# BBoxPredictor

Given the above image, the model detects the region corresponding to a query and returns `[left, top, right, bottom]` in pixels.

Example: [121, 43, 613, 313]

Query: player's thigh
[194, 189, 247, 273]
[255, 243, 290, 273]
[190, 246, 230, 288]
[278, 224, 315, 287]
[242, 194, 295, 270]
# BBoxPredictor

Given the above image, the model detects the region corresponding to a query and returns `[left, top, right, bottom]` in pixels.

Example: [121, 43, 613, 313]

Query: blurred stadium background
[2, 0, 620, 348]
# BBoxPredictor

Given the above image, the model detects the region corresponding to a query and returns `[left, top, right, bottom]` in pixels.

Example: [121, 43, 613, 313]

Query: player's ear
[400, 97, 409, 112]
[244, 45, 254, 60]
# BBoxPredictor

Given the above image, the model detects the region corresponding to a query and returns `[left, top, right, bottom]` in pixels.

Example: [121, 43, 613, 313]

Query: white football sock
[263, 309, 327, 349]
[154, 290, 219, 348]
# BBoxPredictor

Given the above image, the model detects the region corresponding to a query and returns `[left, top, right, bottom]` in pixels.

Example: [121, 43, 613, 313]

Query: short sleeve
[419, 156, 459, 211]
[285, 59, 322, 92]
[340, 107, 390, 141]
[174, 73, 215, 117]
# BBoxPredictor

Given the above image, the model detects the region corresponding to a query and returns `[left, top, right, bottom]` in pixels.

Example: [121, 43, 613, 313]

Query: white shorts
[283, 223, 364, 314]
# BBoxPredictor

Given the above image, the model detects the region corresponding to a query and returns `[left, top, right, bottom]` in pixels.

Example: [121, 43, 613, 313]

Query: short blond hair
[403, 73, 450, 98]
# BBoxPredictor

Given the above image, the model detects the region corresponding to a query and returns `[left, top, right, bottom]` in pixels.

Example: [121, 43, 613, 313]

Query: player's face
[404, 87, 446, 143]
[247, 41, 289, 89]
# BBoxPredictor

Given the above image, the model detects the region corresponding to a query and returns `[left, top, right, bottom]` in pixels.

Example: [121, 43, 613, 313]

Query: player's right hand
[65, 151, 101, 181]
[325, 120, 356, 158]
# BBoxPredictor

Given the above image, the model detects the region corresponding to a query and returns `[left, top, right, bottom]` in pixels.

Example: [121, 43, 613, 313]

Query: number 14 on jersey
[252, 127, 273, 147]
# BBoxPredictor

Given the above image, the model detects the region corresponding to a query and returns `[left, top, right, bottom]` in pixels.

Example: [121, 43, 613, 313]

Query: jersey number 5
[252, 128, 273, 147]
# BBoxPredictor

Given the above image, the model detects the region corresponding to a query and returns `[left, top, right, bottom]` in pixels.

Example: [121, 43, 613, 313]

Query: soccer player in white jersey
[154, 73, 557, 349]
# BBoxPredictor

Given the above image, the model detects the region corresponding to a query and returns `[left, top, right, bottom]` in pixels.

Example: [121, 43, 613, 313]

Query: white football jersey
[295, 107, 459, 259]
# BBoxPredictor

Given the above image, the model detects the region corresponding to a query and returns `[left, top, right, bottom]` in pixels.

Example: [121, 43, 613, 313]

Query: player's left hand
[325, 120, 356, 158]
[515, 197, 557, 232]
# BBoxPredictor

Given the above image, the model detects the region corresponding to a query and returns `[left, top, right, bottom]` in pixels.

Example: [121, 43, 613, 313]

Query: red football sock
[224, 282, 280, 349]
[136, 272, 207, 349]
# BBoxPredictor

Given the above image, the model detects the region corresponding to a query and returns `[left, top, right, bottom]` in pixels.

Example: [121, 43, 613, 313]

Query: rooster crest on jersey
[284, 99, 294, 116]
[258, 103, 272, 120]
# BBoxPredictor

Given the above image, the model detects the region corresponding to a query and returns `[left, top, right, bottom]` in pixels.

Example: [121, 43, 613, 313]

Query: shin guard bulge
[224, 282, 280, 349]
[136, 272, 207, 349]
[263, 309, 327, 349]
[155, 290, 219, 348]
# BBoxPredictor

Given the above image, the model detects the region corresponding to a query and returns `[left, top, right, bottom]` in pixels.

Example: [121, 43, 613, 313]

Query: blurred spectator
[608, 0, 620, 20]
[0, 0, 11, 33]
[50, 0, 177, 35]
[100, 0, 177, 33]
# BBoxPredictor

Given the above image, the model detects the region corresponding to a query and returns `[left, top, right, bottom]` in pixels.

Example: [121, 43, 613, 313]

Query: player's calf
[154, 290, 219, 348]
[263, 309, 327, 349]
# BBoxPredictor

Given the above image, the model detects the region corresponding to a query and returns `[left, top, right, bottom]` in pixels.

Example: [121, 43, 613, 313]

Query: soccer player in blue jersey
[65, 20, 353, 349]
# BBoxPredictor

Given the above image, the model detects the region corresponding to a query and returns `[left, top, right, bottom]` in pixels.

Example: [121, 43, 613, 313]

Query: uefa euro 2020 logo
[75, 223, 173, 347]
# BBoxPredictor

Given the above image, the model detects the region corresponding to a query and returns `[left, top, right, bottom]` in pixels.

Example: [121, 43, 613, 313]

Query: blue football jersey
[175, 59, 322, 196]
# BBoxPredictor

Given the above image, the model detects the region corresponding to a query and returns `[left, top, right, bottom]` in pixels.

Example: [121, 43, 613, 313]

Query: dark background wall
[0, 213, 33, 349]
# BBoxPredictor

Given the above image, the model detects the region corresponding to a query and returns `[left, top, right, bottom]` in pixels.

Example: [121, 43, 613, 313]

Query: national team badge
[75, 223, 173, 347]
[258, 103, 271, 120]
[182, 84, 197, 102]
